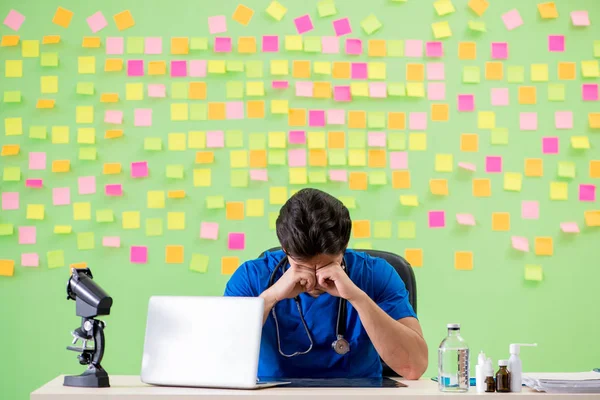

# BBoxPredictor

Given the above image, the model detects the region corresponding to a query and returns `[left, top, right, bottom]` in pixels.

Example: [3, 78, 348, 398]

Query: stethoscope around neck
[267, 256, 350, 357]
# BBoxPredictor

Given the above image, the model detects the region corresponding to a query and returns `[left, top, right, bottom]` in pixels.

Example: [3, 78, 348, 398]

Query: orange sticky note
[585, 210, 600, 226]
[519, 86, 536, 105]
[221, 256, 240, 275]
[249, 150, 267, 168]
[589, 113, 600, 129]
[104, 59, 123, 72]
[195, 151, 215, 164]
[292, 60, 311, 78]
[535, 237, 553, 256]
[114, 10, 135, 30]
[168, 190, 186, 199]
[468, 0, 489, 16]
[353, 220, 371, 238]
[392, 171, 411, 189]
[430, 179, 449, 196]
[590, 160, 600, 178]
[309, 149, 327, 167]
[103, 163, 122, 175]
[455, 251, 473, 270]
[82, 37, 101, 48]
[485, 62, 503, 80]
[0, 260, 15, 276]
[247, 100, 265, 119]
[171, 37, 189, 55]
[368, 150, 386, 168]
[328, 131, 345, 149]
[368, 40, 386, 57]
[348, 111, 366, 129]
[404, 249, 423, 267]
[492, 212, 510, 231]
[208, 102, 226, 120]
[226, 202, 244, 220]
[52, 7, 74, 28]
[36, 99, 55, 109]
[70, 262, 87, 271]
[1, 35, 19, 47]
[165, 245, 184, 264]
[349, 172, 368, 190]
[458, 42, 476, 60]
[406, 63, 424, 81]
[43, 35, 61, 44]
[332, 62, 350, 79]
[313, 82, 331, 98]
[238, 37, 257, 53]
[525, 158, 543, 177]
[233, 4, 254, 26]
[288, 108, 306, 126]
[100, 93, 119, 103]
[189, 82, 207, 100]
[105, 129, 123, 139]
[388, 112, 406, 130]
[431, 104, 449, 121]
[538, 2, 558, 19]
[558, 62, 576, 80]
[1, 144, 20, 156]
[473, 178, 491, 197]
[148, 61, 166, 75]
[460, 133, 478, 152]
[52, 160, 70, 172]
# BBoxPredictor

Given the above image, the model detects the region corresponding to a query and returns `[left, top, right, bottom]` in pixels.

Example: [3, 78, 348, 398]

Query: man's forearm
[349, 291, 428, 380]
[259, 289, 278, 324]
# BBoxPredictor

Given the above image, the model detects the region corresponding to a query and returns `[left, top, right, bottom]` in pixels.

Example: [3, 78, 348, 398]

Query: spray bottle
[508, 343, 538, 392]
[475, 351, 487, 393]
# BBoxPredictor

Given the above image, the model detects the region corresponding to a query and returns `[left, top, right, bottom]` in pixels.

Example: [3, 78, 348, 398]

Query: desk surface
[31, 376, 599, 399]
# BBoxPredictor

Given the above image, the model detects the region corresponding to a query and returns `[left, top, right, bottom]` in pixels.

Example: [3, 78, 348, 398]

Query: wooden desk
[31, 375, 598, 399]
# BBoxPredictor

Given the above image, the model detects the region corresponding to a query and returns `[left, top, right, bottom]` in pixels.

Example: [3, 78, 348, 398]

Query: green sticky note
[548, 84, 565, 102]
[374, 221, 392, 239]
[47, 250, 65, 269]
[166, 165, 184, 179]
[4, 91, 21, 103]
[269, 212, 278, 230]
[249, 133, 267, 149]
[388, 83, 406, 97]
[226, 130, 244, 147]
[304, 37, 322, 53]
[0, 224, 14, 236]
[29, 126, 47, 139]
[206, 195, 225, 209]
[507, 66, 524, 83]
[369, 171, 387, 185]
[79, 147, 97, 161]
[353, 241, 373, 250]
[338, 196, 356, 209]
[144, 137, 163, 151]
[77, 232, 95, 250]
[190, 37, 208, 50]
[246, 61, 263, 78]
[463, 66, 481, 83]
[227, 61, 244, 72]
[525, 265, 543, 281]
[76, 82, 95, 95]
[190, 103, 207, 121]
[96, 209, 114, 223]
[190, 254, 209, 273]
[231, 170, 249, 187]
[490, 128, 508, 145]
[308, 170, 327, 183]
[268, 149, 286, 165]
[126, 37, 144, 54]
[468, 20, 486, 32]
[328, 149, 347, 166]
[171, 82, 188, 99]
[348, 131, 366, 149]
[368, 112, 385, 129]
[226, 81, 244, 99]
[146, 218, 163, 237]
[41, 52, 59, 67]
[361, 14, 383, 35]
[398, 221, 416, 239]
[387, 40, 404, 57]
[388, 133, 407, 150]
[558, 162, 576, 178]
[317, 0, 337, 17]
[3, 167, 21, 182]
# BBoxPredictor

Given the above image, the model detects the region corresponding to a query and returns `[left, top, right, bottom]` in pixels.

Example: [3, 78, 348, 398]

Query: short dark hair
[276, 188, 352, 259]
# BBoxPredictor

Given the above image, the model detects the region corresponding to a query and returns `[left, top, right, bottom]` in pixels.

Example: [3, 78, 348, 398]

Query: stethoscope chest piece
[331, 335, 350, 355]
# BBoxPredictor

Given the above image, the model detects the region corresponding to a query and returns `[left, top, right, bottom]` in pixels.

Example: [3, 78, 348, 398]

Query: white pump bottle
[508, 343, 538, 392]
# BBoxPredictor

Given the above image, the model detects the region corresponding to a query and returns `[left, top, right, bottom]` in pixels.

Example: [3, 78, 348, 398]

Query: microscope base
[64, 365, 110, 388]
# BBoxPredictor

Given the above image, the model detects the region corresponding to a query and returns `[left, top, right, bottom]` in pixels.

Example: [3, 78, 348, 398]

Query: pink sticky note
[428, 210, 446, 228]
[53, 187, 71, 206]
[520, 112, 538, 131]
[145, 37, 162, 54]
[106, 37, 124, 55]
[491, 88, 509, 106]
[296, 81, 313, 97]
[86, 11, 107, 33]
[272, 80, 289, 89]
[294, 14, 314, 34]
[333, 18, 351, 36]
[457, 94, 475, 112]
[327, 109, 346, 125]
[502, 9, 523, 31]
[329, 170, 348, 182]
[127, 60, 144, 77]
[390, 152, 408, 170]
[262, 35, 279, 52]
[409, 112, 427, 130]
[491, 42, 509, 59]
[368, 132, 386, 147]
[485, 156, 502, 173]
[19, 226, 36, 245]
[542, 137, 559, 154]
[560, 222, 580, 233]
[579, 184, 596, 202]
[405, 40, 423, 58]
[189, 60, 207, 77]
[200, 222, 219, 240]
[130, 246, 147, 263]
[522, 201, 539, 219]
[369, 82, 387, 98]
[426, 42, 443, 58]
[456, 214, 476, 226]
[105, 184, 123, 196]
[555, 111, 573, 129]
[309, 110, 325, 127]
[214, 37, 232, 52]
[226, 102, 244, 120]
[582, 84, 598, 101]
[21, 253, 39, 267]
[428, 82, 446, 100]
[250, 169, 268, 181]
[131, 161, 149, 178]
[2, 192, 19, 210]
[105, 110, 123, 124]
[427, 62, 445, 80]
[208, 15, 227, 34]
[228, 233, 246, 250]
[103, 237, 121, 248]
[511, 236, 529, 252]
[26, 179, 43, 188]
[322, 36, 339, 54]
[4, 9, 25, 31]
[78, 176, 96, 195]
[288, 130, 306, 144]
[571, 11, 590, 26]
[345, 38, 362, 55]
[351, 63, 367, 80]
[148, 84, 166, 98]
[334, 86, 351, 102]
[206, 131, 224, 148]
[548, 35, 565, 52]
[170, 60, 187, 77]
[29, 152, 46, 170]
[458, 162, 476, 171]
[288, 149, 306, 167]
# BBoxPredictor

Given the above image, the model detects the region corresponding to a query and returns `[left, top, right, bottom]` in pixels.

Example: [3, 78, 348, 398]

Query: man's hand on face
[267, 264, 317, 302]
[315, 262, 362, 301]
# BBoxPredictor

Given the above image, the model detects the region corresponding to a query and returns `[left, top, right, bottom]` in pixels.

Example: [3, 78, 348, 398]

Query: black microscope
[64, 268, 113, 388]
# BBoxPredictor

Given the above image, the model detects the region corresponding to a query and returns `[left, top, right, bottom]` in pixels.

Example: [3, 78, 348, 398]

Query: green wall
[1, 0, 599, 399]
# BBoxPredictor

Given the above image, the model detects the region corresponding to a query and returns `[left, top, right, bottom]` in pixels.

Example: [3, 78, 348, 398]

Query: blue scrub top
[224, 249, 417, 379]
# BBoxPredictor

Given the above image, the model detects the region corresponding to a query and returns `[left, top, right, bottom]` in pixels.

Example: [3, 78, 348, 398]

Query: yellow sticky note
[535, 237, 553, 256]
[246, 199, 265, 217]
[368, 62, 386, 80]
[73, 203, 91, 220]
[54, 225, 72, 234]
[22, 40, 40, 57]
[147, 191, 165, 209]
[531, 64, 549, 82]
[285, 35, 303, 51]
[189, 131, 206, 149]
[435, 154, 453, 172]
[430, 179, 449, 196]
[51, 126, 69, 144]
[478, 111, 496, 129]
[406, 82, 425, 97]
[455, 251, 473, 270]
[271, 100, 289, 114]
[268, 131, 287, 148]
[5, 117, 23, 136]
[126, 83, 144, 100]
[207, 60, 226, 74]
[314, 61, 331, 75]
[550, 181, 568, 200]
[525, 265, 543, 281]
[400, 195, 419, 207]
[350, 82, 369, 97]
[246, 81, 265, 96]
[27, 204, 45, 220]
[269, 187, 288, 205]
[434, 0, 455, 16]
[171, 104, 189, 121]
[571, 136, 590, 149]
[5, 60, 23, 78]
[193, 169, 211, 187]
[289, 168, 308, 184]
[167, 212, 185, 230]
[76, 106, 94, 124]
[230, 150, 248, 168]
[432, 21, 452, 39]
[409, 133, 427, 151]
[122, 211, 140, 229]
[168, 133, 187, 151]
[582, 61, 600, 78]
[78, 56, 96, 74]
[504, 172, 522, 192]
[266, 1, 288, 21]
[40, 76, 58, 93]
[270, 60, 289, 75]
[307, 131, 326, 149]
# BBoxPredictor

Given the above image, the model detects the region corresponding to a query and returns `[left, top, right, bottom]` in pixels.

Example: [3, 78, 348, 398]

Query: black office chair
[258, 247, 417, 377]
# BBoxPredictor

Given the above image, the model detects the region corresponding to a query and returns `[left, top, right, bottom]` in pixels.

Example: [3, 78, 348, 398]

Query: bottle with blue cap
[438, 323, 470, 392]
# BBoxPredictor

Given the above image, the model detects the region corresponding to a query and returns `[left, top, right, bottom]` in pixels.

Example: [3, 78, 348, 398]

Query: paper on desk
[524, 372, 600, 381]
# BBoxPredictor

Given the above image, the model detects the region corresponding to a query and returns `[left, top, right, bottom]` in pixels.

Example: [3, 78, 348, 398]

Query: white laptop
[141, 296, 289, 389]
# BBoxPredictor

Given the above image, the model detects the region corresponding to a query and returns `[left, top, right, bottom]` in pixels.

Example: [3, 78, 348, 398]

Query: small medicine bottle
[485, 375, 495, 392]
[496, 360, 511, 393]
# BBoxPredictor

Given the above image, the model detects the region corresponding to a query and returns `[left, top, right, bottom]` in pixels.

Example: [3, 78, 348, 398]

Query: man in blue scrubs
[225, 188, 428, 379]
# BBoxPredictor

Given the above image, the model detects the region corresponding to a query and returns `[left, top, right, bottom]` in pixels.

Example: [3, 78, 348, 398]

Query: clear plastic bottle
[438, 323, 470, 392]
